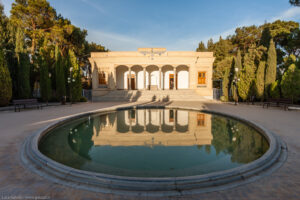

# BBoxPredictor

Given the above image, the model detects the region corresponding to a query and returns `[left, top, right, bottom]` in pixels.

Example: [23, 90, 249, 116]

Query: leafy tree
[214, 36, 234, 63]
[15, 27, 31, 98]
[68, 49, 82, 102]
[214, 56, 233, 80]
[286, 28, 300, 57]
[265, 39, 277, 98]
[281, 54, 297, 74]
[232, 25, 261, 52]
[0, 49, 12, 106]
[262, 20, 299, 64]
[196, 41, 206, 52]
[281, 64, 300, 103]
[255, 61, 266, 100]
[290, 0, 300, 6]
[55, 44, 66, 100]
[10, 0, 56, 61]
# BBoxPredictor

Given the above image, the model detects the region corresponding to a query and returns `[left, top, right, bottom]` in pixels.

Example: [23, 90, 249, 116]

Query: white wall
[137, 71, 149, 89]
[150, 71, 159, 86]
[178, 70, 189, 89]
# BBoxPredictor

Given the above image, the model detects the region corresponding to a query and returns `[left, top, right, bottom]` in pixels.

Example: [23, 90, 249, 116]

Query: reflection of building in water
[92, 109, 212, 147]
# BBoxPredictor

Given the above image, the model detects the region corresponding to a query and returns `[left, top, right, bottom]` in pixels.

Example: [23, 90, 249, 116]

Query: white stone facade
[89, 48, 215, 98]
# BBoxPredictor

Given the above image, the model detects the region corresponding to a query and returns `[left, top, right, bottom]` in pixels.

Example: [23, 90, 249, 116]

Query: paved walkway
[0, 101, 299, 200]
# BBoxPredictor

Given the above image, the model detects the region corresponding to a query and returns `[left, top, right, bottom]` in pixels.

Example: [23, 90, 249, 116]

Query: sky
[1, 0, 300, 51]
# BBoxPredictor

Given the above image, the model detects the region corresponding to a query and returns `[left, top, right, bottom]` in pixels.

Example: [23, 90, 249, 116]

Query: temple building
[92, 109, 212, 147]
[88, 48, 215, 101]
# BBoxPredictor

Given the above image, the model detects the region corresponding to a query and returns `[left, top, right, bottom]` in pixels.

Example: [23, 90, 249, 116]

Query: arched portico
[162, 65, 175, 90]
[176, 65, 189, 89]
[89, 48, 214, 100]
[131, 65, 145, 90]
[115, 65, 129, 89]
[146, 65, 160, 90]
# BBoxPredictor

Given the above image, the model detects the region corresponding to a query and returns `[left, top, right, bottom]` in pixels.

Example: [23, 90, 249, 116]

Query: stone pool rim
[21, 105, 287, 196]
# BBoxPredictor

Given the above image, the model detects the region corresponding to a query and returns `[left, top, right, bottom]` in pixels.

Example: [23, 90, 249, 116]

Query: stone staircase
[92, 90, 212, 102]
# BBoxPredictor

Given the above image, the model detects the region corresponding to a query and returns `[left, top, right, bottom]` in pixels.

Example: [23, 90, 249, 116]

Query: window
[197, 114, 205, 126]
[98, 72, 107, 85]
[198, 72, 206, 85]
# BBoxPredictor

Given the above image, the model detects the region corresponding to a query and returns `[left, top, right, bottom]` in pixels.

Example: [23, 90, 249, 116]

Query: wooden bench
[263, 98, 293, 110]
[13, 99, 42, 112]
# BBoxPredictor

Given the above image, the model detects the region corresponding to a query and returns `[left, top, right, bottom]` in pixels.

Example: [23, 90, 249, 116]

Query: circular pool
[21, 106, 285, 196]
[39, 108, 269, 177]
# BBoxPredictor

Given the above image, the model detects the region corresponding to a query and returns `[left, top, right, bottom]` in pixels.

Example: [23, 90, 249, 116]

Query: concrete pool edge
[20, 105, 287, 197]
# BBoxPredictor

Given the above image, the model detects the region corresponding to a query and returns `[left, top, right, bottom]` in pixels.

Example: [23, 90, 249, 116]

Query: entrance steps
[92, 89, 211, 102]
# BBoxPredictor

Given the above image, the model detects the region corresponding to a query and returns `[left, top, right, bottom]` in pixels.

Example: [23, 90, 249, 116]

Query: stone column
[128, 68, 131, 90]
[148, 71, 151, 90]
[143, 68, 146, 90]
[92, 62, 99, 89]
[114, 68, 117, 89]
[173, 67, 177, 90]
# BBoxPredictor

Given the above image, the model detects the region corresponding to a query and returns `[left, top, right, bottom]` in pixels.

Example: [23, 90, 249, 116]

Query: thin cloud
[87, 30, 150, 51]
[80, 0, 106, 14]
[272, 7, 300, 21]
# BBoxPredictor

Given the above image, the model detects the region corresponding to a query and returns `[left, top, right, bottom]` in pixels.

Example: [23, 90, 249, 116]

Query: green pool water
[39, 109, 269, 177]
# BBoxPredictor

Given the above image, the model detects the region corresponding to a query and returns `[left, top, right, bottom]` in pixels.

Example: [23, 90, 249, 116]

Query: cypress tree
[68, 49, 82, 102]
[265, 39, 277, 98]
[55, 44, 66, 101]
[222, 68, 230, 101]
[196, 41, 206, 52]
[0, 49, 12, 106]
[15, 27, 31, 99]
[207, 38, 214, 51]
[255, 61, 266, 100]
[231, 49, 242, 101]
[235, 49, 242, 73]
[231, 57, 239, 102]
[39, 54, 51, 102]
[237, 51, 256, 101]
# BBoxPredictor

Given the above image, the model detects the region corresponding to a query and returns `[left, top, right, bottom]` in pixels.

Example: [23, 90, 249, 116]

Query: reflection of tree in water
[211, 115, 269, 164]
[68, 117, 96, 160]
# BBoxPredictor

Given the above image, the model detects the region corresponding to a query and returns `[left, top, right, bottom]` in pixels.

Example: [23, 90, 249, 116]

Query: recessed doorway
[127, 74, 136, 90]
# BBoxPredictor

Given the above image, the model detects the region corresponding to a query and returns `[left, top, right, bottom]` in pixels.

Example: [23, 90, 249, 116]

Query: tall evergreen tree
[55, 44, 66, 100]
[196, 41, 206, 52]
[255, 61, 266, 100]
[39, 53, 51, 102]
[237, 50, 256, 101]
[68, 49, 82, 102]
[0, 48, 12, 106]
[222, 68, 230, 101]
[265, 39, 277, 98]
[235, 49, 242, 72]
[207, 38, 214, 51]
[15, 27, 31, 98]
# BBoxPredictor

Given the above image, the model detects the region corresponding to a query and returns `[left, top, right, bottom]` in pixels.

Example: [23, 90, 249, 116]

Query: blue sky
[1, 0, 300, 51]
